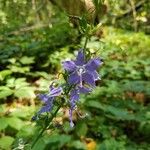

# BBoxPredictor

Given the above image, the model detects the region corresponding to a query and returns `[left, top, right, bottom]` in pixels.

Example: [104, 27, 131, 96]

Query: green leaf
[76, 122, 88, 137]
[0, 70, 12, 81]
[14, 87, 35, 98]
[44, 134, 71, 147]
[33, 135, 71, 150]
[0, 86, 13, 99]
[32, 71, 50, 79]
[17, 125, 36, 137]
[6, 78, 15, 88]
[86, 101, 105, 110]
[10, 106, 35, 118]
[8, 65, 30, 73]
[32, 138, 46, 150]
[19, 56, 34, 64]
[33, 134, 71, 150]
[0, 104, 6, 113]
[86, 101, 135, 121]
[14, 78, 29, 88]
[7, 117, 24, 130]
[79, 16, 87, 32]
[98, 138, 126, 150]
[0, 136, 14, 150]
[69, 141, 86, 150]
[106, 106, 135, 120]
[0, 117, 8, 131]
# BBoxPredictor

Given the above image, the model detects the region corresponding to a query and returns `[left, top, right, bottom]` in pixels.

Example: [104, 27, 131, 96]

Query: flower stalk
[83, 36, 88, 56]
[31, 104, 62, 149]
[31, 14, 102, 147]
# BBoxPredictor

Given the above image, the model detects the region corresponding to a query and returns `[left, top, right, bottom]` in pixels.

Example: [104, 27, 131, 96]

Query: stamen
[76, 66, 86, 75]
[79, 75, 82, 87]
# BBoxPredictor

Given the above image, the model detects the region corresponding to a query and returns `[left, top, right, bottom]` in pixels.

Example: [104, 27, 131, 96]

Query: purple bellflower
[62, 50, 102, 87]
[63, 49, 102, 127]
[69, 86, 92, 127]
[37, 85, 62, 115]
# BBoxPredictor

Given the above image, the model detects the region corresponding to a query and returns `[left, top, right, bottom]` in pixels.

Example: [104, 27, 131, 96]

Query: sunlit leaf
[19, 56, 35, 64]
[0, 117, 8, 131]
[14, 87, 35, 98]
[0, 136, 14, 150]
[7, 117, 24, 130]
[0, 86, 13, 99]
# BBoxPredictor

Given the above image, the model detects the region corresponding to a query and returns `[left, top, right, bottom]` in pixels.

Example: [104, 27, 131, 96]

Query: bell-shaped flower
[62, 50, 102, 87]
[69, 86, 92, 127]
[37, 86, 62, 114]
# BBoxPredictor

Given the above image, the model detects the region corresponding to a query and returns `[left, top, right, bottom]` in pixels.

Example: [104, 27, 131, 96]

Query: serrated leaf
[16, 125, 35, 137]
[10, 106, 35, 118]
[6, 78, 15, 88]
[0, 70, 12, 81]
[8, 65, 30, 73]
[79, 16, 87, 32]
[0, 104, 6, 113]
[32, 138, 46, 150]
[0, 136, 14, 150]
[86, 101, 105, 110]
[106, 106, 135, 120]
[7, 117, 24, 130]
[98, 138, 126, 150]
[69, 141, 86, 150]
[14, 87, 35, 98]
[19, 56, 34, 64]
[44, 134, 71, 146]
[14, 78, 29, 89]
[86, 101, 136, 121]
[0, 86, 13, 99]
[32, 134, 71, 150]
[76, 122, 88, 137]
[0, 117, 8, 131]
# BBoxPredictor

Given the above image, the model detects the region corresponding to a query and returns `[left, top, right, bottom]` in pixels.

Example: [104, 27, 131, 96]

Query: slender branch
[68, 15, 81, 20]
[31, 104, 61, 149]
[129, 0, 137, 32]
[115, 0, 147, 20]
[8, 24, 49, 35]
[0, 23, 49, 41]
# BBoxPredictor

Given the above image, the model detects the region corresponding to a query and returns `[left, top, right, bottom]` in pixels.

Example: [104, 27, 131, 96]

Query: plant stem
[31, 105, 61, 149]
[31, 125, 46, 149]
[83, 36, 88, 54]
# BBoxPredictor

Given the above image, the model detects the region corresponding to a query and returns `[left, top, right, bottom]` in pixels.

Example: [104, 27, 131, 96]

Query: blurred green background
[0, 0, 150, 150]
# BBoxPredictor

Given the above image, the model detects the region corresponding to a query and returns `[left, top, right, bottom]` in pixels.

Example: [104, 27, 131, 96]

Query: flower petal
[69, 109, 74, 127]
[38, 105, 50, 114]
[82, 72, 95, 86]
[78, 86, 92, 93]
[70, 89, 79, 103]
[69, 89, 79, 128]
[38, 100, 54, 114]
[75, 50, 85, 66]
[92, 71, 100, 81]
[50, 87, 62, 97]
[68, 72, 80, 84]
[38, 94, 50, 102]
[85, 58, 102, 72]
[62, 60, 76, 72]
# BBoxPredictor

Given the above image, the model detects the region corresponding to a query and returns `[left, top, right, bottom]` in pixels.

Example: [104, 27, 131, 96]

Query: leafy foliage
[0, 0, 150, 150]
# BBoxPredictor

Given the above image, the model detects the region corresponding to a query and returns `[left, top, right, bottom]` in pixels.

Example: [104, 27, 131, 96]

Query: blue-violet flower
[69, 85, 92, 127]
[62, 50, 102, 87]
[37, 85, 62, 114]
